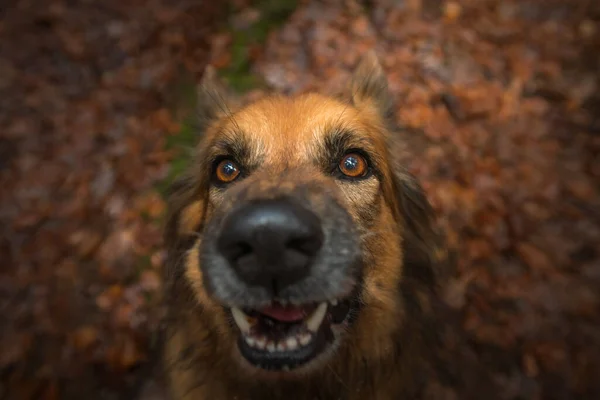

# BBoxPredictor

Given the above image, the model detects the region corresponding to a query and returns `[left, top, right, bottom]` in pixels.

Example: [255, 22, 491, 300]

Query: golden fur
[161, 53, 492, 399]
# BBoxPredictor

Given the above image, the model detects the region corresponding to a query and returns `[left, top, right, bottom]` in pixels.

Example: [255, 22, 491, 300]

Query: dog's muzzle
[207, 198, 358, 371]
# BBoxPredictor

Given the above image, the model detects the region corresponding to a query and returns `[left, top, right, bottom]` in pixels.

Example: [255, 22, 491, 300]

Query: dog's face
[167, 54, 440, 380]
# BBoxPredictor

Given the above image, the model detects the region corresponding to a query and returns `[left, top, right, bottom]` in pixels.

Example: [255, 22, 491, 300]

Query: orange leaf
[72, 326, 99, 350]
[516, 243, 552, 271]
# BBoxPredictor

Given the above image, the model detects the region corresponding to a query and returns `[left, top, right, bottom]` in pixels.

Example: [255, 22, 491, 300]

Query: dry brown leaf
[71, 326, 99, 350]
[69, 230, 103, 258]
[443, 2, 462, 22]
[96, 285, 124, 311]
[139, 270, 162, 292]
[516, 243, 552, 271]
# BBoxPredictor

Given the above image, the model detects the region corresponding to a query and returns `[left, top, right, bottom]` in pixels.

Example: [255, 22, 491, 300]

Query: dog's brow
[209, 131, 250, 162]
[323, 128, 375, 158]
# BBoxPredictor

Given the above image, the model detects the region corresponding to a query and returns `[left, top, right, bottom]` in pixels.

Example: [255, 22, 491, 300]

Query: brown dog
[161, 53, 485, 399]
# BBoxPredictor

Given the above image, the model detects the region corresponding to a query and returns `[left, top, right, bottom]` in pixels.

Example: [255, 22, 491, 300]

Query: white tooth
[267, 341, 276, 352]
[330, 299, 338, 306]
[306, 302, 328, 332]
[256, 336, 266, 349]
[276, 342, 286, 352]
[245, 336, 256, 347]
[282, 365, 290, 371]
[286, 336, 298, 350]
[231, 307, 251, 333]
[299, 333, 311, 346]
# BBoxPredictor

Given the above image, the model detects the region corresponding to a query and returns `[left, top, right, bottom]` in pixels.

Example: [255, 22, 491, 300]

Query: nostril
[286, 235, 323, 257]
[217, 232, 253, 263]
[226, 242, 253, 263]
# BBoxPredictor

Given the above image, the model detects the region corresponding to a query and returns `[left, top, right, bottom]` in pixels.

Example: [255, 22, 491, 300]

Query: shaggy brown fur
[161, 53, 495, 399]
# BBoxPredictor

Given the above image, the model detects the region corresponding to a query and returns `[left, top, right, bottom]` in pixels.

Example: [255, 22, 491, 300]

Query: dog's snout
[217, 199, 324, 291]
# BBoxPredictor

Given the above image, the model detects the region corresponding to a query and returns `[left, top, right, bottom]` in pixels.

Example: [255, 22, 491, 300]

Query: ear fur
[350, 51, 394, 120]
[196, 65, 239, 132]
[347, 51, 449, 288]
[164, 66, 233, 261]
[392, 160, 451, 291]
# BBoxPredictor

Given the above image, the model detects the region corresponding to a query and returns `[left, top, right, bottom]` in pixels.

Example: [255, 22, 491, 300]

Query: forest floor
[1, 0, 599, 399]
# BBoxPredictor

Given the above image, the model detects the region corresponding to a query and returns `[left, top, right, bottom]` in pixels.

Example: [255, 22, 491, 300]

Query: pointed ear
[196, 65, 238, 130]
[349, 51, 394, 120]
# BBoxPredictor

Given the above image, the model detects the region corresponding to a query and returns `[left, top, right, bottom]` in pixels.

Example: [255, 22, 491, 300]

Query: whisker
[359, 228, 397, 240]
[326, 363, 351, 392]
[204, 86, 242, 134]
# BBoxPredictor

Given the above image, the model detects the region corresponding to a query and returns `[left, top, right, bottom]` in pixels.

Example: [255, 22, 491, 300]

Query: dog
[161, 52, 491, 399]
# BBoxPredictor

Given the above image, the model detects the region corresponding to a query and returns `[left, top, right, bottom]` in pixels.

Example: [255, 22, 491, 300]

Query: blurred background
[0, 0, 599, 399]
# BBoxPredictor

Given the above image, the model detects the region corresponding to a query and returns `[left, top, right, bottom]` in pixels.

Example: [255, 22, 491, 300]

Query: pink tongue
[259, 304, 306, 322]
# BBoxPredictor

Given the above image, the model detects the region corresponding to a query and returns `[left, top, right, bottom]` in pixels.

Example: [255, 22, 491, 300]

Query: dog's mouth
[229, 298, 352, 372]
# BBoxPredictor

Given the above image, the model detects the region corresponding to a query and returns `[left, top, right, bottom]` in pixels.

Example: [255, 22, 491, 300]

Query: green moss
[156, 120, 196, 197]
[219, 0, 298, 92]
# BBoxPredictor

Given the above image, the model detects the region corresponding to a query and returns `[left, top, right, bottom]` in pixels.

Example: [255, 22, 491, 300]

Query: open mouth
[230, 299, 352, 371]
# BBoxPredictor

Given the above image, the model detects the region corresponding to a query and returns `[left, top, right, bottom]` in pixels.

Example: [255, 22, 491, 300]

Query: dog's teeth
[306, 302, 328, 332]
[245, 336, 256, 347]
[330, 299, 338, 306]
[282, 365, 290, 371]
[266, 341, 276, 352]
[231, 307, 251, 333]
[286, 336, 298, 351]
[255, 336, 266, 349]
[276, 342, 286, 352]
[299, 333, 311, 346]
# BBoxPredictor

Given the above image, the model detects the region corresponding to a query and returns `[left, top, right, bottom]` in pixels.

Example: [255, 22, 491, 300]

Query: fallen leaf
[96, 285, 124, 311]
[516, 243, 552, 271]
[443, 2, 462, 22]
[71, 326, 99, 350]
[139, 270, 162, 292]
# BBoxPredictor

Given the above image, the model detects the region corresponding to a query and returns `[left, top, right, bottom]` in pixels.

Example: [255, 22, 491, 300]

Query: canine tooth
[266, 341, 276, 352]
[276, 342, 286, 352]
[245, 336, 256, 347]
[256, 336, 266, 349]
[306, 302, 328, 332]
[231, 307, 251, 333]
[330, 299, 338, 306]
[299, 333, 311, 346]
[286, 336, 298, 350]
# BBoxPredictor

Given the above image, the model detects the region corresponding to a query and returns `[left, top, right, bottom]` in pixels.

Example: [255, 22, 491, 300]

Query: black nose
[217, 199, 324, 292]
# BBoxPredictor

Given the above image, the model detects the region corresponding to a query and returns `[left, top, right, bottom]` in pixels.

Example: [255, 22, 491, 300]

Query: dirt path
[1, 0, 599, 399]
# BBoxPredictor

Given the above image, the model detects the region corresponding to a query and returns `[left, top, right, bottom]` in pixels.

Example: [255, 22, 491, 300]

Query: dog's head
[165, 53, 445, 379]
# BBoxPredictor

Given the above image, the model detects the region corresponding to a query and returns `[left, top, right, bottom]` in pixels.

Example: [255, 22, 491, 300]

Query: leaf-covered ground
[1, 0, 599, 399]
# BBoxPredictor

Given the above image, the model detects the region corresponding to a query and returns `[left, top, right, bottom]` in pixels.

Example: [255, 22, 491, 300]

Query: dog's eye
[339, 153, 368, 178]
[215, 159, 241, 183]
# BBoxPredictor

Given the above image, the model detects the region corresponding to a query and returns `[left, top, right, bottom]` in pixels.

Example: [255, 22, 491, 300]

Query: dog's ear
[197, 65, 238, 131]
[392, 167, 451, 290]
[349, 51, 394, 121]
[166, 65, 231, 245]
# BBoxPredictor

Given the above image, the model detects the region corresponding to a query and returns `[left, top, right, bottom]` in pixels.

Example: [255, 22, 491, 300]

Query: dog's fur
[161, 53, 491, 399]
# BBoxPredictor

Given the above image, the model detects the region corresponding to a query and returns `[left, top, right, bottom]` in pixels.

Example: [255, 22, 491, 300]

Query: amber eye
[339, 153, 368, 178]
[215, 159, 241, 183]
